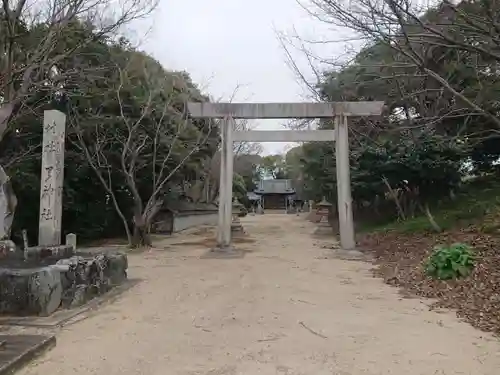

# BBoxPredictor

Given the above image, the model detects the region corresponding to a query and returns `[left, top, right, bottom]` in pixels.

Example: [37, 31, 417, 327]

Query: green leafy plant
[425, 243, 475, 280]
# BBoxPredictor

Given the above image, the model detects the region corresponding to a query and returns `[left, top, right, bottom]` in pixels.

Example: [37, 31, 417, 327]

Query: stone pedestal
[333, 249, 366, 260]
[313, 197, 333, 237]
[231, 198, 245, 235]
[231, 216, 244, 234]
[0, 250, 128, 316]
[313, 215, 333, 237]
[204, 246, 245, 259]
[302, 201, 309, 213]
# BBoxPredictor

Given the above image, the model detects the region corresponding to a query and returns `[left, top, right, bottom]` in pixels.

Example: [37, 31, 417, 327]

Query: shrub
[425, 243, 475, 280]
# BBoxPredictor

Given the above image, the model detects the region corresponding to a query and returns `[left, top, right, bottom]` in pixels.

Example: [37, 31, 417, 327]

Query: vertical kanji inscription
[38, 110, 66, 246]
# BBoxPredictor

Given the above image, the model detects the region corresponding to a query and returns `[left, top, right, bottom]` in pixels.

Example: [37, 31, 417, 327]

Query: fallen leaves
[359, 226, 500, 335]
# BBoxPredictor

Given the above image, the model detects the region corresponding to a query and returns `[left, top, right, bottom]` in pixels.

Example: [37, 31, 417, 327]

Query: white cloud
[137, 0, 345, 154]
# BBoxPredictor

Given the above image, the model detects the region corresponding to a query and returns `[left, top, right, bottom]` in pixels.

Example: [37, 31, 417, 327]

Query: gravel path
[16, 214, 500, 374]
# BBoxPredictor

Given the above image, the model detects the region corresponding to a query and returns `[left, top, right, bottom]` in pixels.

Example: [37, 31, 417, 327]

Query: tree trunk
[130, 197, 162, 248]
[208, 181, 219, 203]
[131, 195, 152, 248]
[382, 177, 406, 220]
[423, 203, 442, 232]
[132, 223, 152, 247]
[113, 196, 133, 246]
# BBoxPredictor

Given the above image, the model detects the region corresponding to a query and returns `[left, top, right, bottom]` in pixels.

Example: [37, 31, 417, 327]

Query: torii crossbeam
[188, 101, 384, 252]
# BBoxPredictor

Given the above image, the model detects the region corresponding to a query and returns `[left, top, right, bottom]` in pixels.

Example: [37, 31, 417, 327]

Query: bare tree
[190, 118, 263, 204]
[190, 85, 264, 204]
[0, 0, 157, 139]
[296, 0, 500, 130]
[0, 0, 156, 241]
[71, 57, 215, 247]
[233, 118, 263, 155]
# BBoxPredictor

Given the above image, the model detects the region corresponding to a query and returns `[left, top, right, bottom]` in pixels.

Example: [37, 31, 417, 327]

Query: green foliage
[358, 130, 465, 202]
[313, 0, 500, 172]
[258, 155, 289, 179]
[0, 20, 219, 245]
[234, 154, 262, 192]
[358, 176, 500, 234]
[301, 0, 500, 230]
[425, 243, 475, 280]
[301, 129, 465, 205]
[233, 173, 247, 200]
[4, 101, 135, 244]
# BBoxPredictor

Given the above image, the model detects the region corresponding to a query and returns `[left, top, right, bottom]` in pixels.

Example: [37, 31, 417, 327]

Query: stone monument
[38, 110, 66, 246]
[286, 197, 297, 214]
[0, 110, 129, 318]
[256, 200, 264, 215]
[302, 201, 309, 213]
[0, 165, 17, 241]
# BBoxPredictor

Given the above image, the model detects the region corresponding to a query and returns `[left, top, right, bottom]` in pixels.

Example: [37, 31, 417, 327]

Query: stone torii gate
[188, 102, 384, 252]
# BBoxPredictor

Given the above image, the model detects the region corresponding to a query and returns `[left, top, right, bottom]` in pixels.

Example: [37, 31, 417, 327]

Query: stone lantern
[231, 197, 244, 234]
[313, 197, 333, 237]
[256, 199, 264, 214]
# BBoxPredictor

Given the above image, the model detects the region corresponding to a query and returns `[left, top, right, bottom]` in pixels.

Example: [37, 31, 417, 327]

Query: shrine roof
[254, 179, 296, 195]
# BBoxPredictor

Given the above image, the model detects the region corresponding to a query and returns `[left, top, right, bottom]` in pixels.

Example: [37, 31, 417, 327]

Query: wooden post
[335, 115, 355, 249]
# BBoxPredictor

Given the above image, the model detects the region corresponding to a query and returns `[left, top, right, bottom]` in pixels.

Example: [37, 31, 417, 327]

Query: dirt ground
[15, 214, 500, 375]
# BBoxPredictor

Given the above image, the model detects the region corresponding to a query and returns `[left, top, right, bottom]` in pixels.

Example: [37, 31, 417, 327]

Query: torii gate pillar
[217, 116, 234, 248]
[335, 114, 355, 249]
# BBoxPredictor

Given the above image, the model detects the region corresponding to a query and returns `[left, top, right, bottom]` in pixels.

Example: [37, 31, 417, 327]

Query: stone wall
[173, 212, 218, 232]
[152, 210, 219, 234]
[0, 248, 128, 316]
[151, 211, 173, 234]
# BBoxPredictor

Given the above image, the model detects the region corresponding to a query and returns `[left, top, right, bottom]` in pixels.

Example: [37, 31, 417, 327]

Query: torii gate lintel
[187, 102, 384, 252]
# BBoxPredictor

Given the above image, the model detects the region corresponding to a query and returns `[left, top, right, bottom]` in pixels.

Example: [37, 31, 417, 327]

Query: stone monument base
[312, 215, 333, 237]
[201, 245, 246, 259]
[306, 211, 320, 222]
[24, 244, 74, 262]
[327, 249, 370, 261]
[0, 248, 128, 317]
[231, 223, 244, 234]
[312, 225, 333, 237]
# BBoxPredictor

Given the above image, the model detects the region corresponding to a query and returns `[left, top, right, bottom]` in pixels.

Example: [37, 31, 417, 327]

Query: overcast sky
[140, 0, 345, 155]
